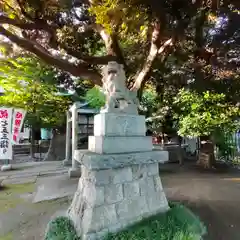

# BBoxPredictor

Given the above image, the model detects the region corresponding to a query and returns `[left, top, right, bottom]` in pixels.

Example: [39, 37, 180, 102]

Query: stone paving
[0, 161, 68, 184]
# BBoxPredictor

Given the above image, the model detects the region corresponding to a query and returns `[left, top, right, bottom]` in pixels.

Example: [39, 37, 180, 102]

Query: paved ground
[0, 161, 68, 182]
[161, 162, 240, 240]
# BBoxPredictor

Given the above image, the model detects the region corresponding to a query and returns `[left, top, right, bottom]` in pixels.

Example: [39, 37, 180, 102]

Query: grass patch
[45, 217, 79, 240]
[0, 183, 34, 213]
[0, 232, 13, 240]
[45, 203, 206, 240]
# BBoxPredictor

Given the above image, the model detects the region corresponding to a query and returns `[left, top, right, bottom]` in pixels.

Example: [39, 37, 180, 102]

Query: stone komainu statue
[101, 61, 139, 114]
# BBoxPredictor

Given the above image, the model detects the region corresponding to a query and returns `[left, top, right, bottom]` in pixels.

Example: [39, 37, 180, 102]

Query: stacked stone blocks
[68, 113, 169, 240]
[69, 162, 169, 240]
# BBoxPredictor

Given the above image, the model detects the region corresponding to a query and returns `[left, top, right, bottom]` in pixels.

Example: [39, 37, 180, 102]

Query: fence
[183, 133, 240, 163]
[215, 132, 240, 163]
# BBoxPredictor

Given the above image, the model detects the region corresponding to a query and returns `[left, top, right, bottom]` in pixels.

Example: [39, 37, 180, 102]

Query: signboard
[12, 108, 26, 144]
[0, 108, 13, 160]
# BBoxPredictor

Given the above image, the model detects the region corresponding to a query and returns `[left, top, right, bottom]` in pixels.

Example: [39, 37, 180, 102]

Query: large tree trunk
[43, 129, 66, 161]
[197, 136, 216, 169]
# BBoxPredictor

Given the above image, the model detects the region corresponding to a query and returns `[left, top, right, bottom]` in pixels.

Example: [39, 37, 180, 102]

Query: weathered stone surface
[94, 113, 146, 137]
[88, 136, 152, 154]
[83, 229, 108, 240]
[100, 62, 138, 114]
[112, 167, 132, 184]
[139, 177, 155, 196]
[81, 166, 112, 186]
[116, 195, 148, 220]
[132, 164, 147, 180]
[68, 167, 81, 178]
[147, 163, 159, 176]
[153, 175, 163, 192]
[82, 205, 118, 232]
[105, 184, 123, 204]
[33, 175, 78, 203]
[147, 191, 169, 214]
[69, 151, 169, 240]
[83, 183, 105, 207]
[74, 150, 168, 170]
[123, 181, 140, 198]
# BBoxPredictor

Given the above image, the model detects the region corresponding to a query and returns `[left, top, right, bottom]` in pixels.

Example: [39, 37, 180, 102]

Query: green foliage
[214, 130, 237, 161]
[45, 204, 206, 240]
[45, 216, 80, 240]
[174, 89, 240, 137]
[0, 57, 71, 128]
[85, 86, 105, 109]
[140, 89, 158, 117]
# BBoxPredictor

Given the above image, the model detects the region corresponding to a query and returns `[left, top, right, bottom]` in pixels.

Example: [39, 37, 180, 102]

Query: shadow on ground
[161, 162, 240, 240]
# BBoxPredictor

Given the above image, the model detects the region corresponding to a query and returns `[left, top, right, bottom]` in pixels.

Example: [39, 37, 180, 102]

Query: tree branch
[131, 10, 194, 92]
[94, 24, 127, 69]
[1, 15, 122, 69]
[59, 44, 119, 65]
[0, 26, 102, 85]
[130, 21, 162, 91]
[0, 15, 54, 33]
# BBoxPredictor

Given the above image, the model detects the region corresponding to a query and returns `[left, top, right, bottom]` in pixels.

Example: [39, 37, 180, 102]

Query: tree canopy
[0, 57, 71, 128]
[1, 0, 239, 93]
[174, 89, 240, 137]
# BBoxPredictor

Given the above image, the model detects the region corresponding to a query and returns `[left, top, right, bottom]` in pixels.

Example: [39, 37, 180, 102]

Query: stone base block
[88, 136, 152, 154]
[94, 113, 146, 137]
[74, 150, 169, 169]
[68, 168, 81, 178]
[1, 164, 12, 172]
[68, 152, 169, 240]
[63, 159, 72, 166]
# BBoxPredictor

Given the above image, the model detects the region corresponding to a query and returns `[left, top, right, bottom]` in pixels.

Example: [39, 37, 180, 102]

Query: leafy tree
[175, 89, 239, 137]
[0, 56, 72, 160]
[0, 57, 71, 127]
[174, 89, 240, 167]
[1, 0, 238, 94]
[85, 86, 105, 109]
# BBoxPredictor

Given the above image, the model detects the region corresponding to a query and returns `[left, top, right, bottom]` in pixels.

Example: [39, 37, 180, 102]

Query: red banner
[12, 109, 26, 144]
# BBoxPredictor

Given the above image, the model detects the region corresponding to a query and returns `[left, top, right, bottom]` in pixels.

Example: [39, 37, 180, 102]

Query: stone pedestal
[68, 151, 169, 240]
[94, 113, 146, 136]
[68, 167, 81, 178]
[88, 136, 152, 154]
[68, 112, 169, 240]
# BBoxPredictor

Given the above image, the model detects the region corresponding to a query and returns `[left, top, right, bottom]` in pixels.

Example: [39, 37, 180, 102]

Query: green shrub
[45, 204, 206, 240]
[45, 216, 80, 240]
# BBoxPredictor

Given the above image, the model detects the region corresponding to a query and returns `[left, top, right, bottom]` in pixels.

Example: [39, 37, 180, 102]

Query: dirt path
[0, 189, 71, 240]
[0, 162, 73, 240]
[2, 161, 240, 240]
[161, 163, 240, 240]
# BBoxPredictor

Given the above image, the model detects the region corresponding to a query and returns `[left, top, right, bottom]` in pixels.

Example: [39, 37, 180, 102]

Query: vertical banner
[12, 108, 26, 144]
[0, 108, 13, 160]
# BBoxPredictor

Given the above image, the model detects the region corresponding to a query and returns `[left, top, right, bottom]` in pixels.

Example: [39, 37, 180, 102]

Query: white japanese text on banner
[0, 108, 13, 160]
